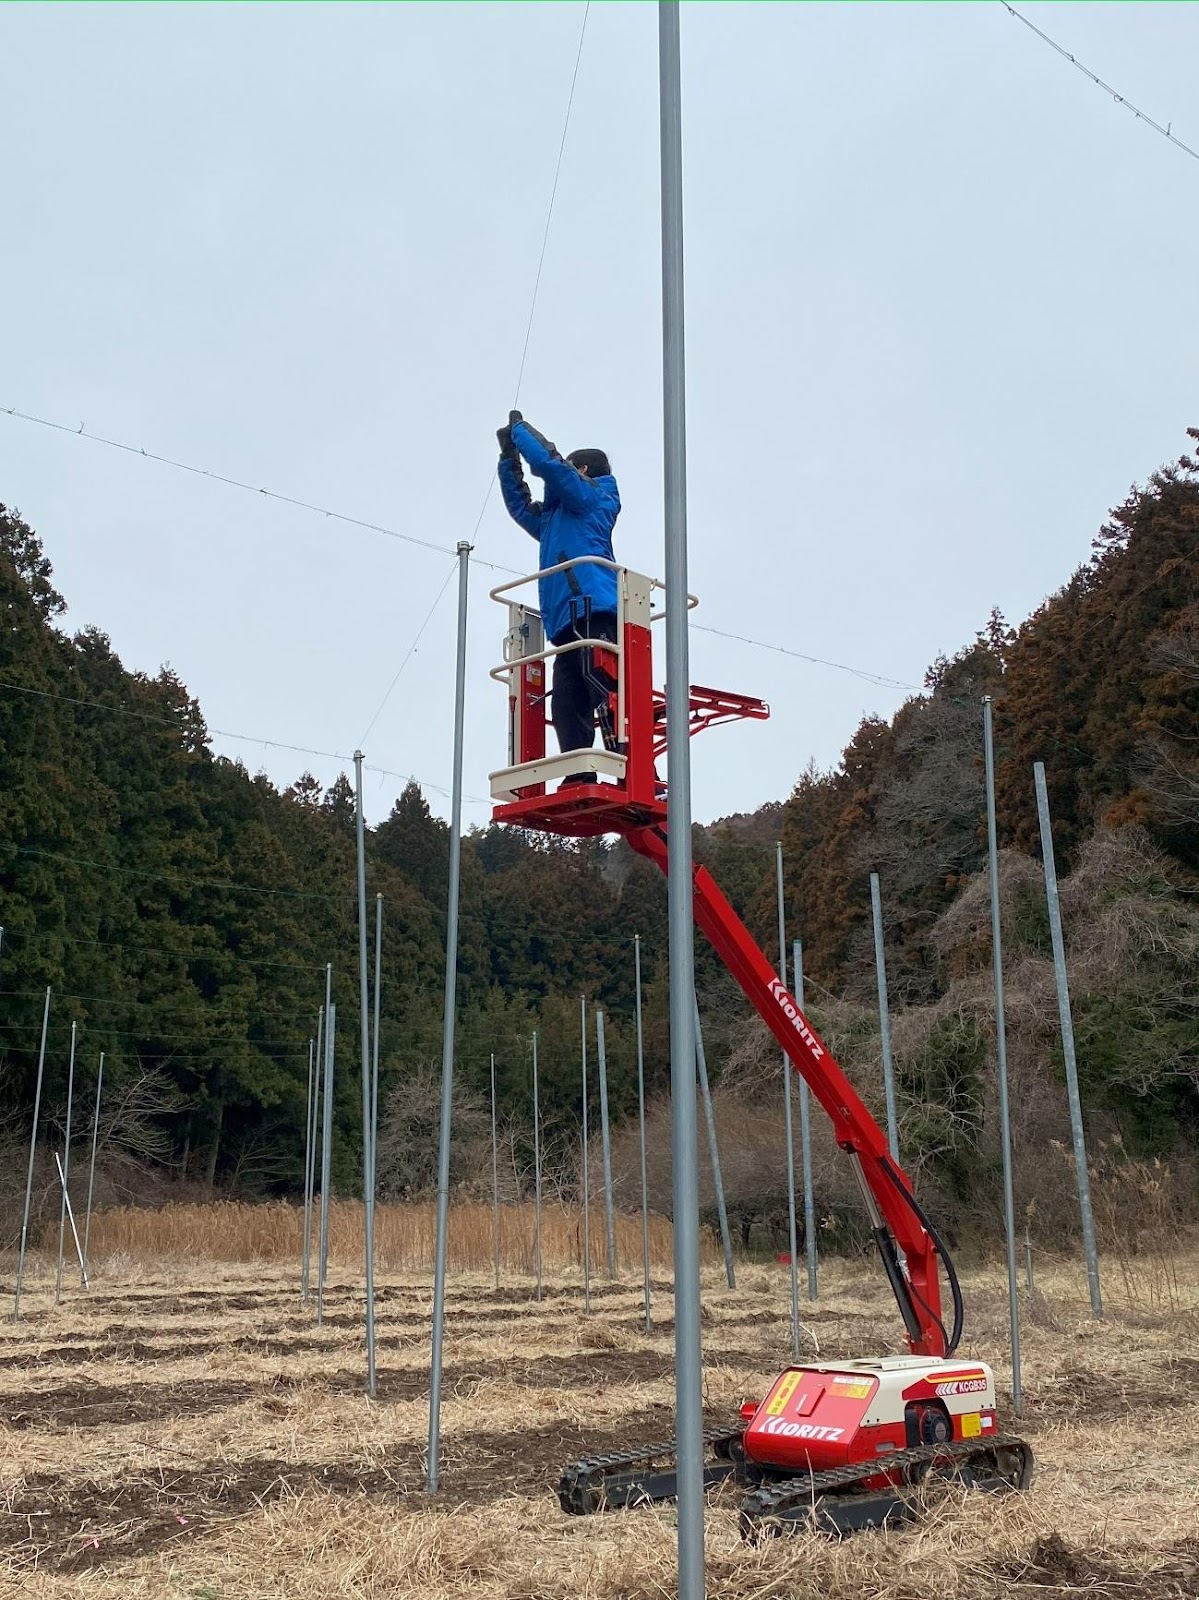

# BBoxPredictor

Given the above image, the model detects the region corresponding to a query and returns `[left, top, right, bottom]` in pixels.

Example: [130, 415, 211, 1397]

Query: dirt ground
[2, 1247, 1197, 1599]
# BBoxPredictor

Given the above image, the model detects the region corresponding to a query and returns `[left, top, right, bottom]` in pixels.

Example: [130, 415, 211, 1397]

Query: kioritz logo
[768, 981, 825, 1059]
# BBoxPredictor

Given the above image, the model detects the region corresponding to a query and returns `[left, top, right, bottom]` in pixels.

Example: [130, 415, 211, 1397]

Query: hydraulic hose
[880, 1158, 965, 1357]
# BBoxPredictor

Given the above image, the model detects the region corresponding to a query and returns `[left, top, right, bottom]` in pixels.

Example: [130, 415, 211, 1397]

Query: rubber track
[558, 1425, 743, 1513]
[742, 1433, 1034, 1525]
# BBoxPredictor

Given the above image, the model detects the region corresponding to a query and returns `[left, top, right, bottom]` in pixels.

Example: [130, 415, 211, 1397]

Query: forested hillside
[1, 430, 1196, 1233]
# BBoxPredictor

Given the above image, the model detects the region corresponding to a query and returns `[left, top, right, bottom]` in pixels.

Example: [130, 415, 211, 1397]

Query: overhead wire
[512, 1, 592, 409]
[1000, 2, 1199, 164]
[0, 677, 493, 806]
[354, 2, 593, 742]
[2, 403, 918, 698]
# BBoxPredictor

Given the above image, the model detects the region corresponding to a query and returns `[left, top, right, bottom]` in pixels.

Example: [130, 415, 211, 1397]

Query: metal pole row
[658, 3, 705, 1586]
[693, 1001, 735, 1290]
[54, 1021, 78, 1306]
[353, 751, 378, 1398]
[426, 539, 471, 1494]
[14, 987, 52, 1320]
[596, 1008, 616, 1280]
[490, 1052, 501, 1291]
[792, 941, 819, 1301]
[580, 996, 591, 1312]
[82, 1051, 104, 1285]
[983, 695, 1023, 1417]
[776, 842, 801, 1359]
[532, 1030, 543, 1303]
[1034, 761, 1103, 1317]
[634, 935, 652, 1332]
[317, 966, 335, 1326]
[869, 872, 900, 1163]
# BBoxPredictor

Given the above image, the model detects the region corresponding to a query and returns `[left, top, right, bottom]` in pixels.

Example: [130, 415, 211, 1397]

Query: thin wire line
[1001, 2, 1199, 164]
[1, 403, 924, 693]
[0, 677, 493, 805]
[358, 557, 458, 746]
[691, 624, 918, 692]
[14, 846, 352, 903]
[0, 406, 482, 564]
[513, 1, 591, 407]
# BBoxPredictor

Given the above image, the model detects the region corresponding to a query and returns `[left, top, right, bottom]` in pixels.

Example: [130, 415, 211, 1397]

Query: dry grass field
[2, 1210, 1198, 1599]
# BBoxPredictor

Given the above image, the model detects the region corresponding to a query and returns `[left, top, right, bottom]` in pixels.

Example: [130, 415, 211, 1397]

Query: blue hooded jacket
[498, 420, 621, 645]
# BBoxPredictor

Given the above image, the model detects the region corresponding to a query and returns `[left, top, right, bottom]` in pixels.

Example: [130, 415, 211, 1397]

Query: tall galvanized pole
[580, 996, 591, 1312]
[531, 1031, 543, 1303]
[317, 965, 335, 1326]
[81, 1051, 104, 1285]
[983, 696, 1022, 1417]
[694, 1003, 735, 1289]
[55, 1152, 87, 1281]
[353, 752, 378, 1397]
[776, 843, 800, 1360]
[660, 5, 704, 1590]
[15, 988, 52, 1319]
[301, 1036, 316, 1302]
[371, 895, 383, 1212]
[596, 1009, 617, 1280]
[793, 942, 818, 1301]
[490, 1053, 501, 1291]
[426, 540, 471, 1494]
[54, 1021, 78, 1306]
[304, 1004, 324, 1306]
[869, 872, 900, 1163]
[634, 935, 652, 1331]
[1034, 761, 1102, 1316]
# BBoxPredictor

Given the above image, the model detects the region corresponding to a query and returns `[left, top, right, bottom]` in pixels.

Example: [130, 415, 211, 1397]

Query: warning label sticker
[765, 1371, 804, 1417]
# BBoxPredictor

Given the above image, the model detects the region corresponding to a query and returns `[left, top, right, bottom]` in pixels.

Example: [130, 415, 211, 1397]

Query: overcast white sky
[3, 2, 1196, 828]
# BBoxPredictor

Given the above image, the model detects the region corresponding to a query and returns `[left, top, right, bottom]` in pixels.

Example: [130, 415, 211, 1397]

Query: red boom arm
[626, 824, 951, 1359]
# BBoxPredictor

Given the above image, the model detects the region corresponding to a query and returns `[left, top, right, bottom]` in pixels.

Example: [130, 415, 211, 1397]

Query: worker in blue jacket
[497, 410, 621, 782]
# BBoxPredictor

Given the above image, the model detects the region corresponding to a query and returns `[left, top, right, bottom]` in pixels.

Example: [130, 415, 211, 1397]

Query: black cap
[567, 448, 610, 478]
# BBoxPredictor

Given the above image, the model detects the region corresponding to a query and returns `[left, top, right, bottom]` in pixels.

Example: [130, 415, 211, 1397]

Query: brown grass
[77, 1199, 699, 1273]
[2, 1238, 1197, 1598]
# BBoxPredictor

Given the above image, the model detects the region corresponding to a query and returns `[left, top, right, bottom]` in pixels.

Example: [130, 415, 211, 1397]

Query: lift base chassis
[559, 1429, 1034, 1538]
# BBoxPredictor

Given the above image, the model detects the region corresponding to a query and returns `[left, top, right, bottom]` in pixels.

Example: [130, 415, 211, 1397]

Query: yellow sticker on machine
[960, 1412, 982, 1438]
[764, 1370, 804, 1417]
[829, 1379, 872, 1399]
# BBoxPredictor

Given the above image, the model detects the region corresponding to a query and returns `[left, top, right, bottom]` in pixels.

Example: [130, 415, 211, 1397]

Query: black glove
[497, 422, 518, 461]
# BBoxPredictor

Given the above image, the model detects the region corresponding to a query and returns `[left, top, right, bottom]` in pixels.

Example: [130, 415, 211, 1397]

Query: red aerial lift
[488, 558, 1032, 1536]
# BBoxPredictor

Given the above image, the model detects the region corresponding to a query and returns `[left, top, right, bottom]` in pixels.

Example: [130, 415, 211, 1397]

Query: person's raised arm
[497, 418, 542, 538]
[511, 415, 592, 515]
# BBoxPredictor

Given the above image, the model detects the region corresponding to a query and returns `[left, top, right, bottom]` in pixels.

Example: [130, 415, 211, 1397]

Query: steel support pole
[659, 7, 704, 1589]
[580, 996, 591, 1312]
[983, 696, 1022, 1416]
[304, 1005, 323, 1305]
[15, 988, 52, 1319]
[371, 895, 383, 1216]
[54, 1021, 78, 1306]
[317, 968, 335, 1325]
[81, 1051, 104, 1285]
[793, 942, 818, 1301]
[776, 843, 800, 1359]
[301, 1036, 315, 1302]
[490, 1053, 501, 1291]
[634, 935, 652, 1331]
[353, 752, 378, 1397]
[55, 1152, 87, 1281]
[532, 1031, 543, 1303]
[596, 1009, 617, 1280]
[1034, 761, 1102, 1316]
[869, 872, 900, 1163]
[426, 540, 471, 1494]
[694, 1003, 735, 1289]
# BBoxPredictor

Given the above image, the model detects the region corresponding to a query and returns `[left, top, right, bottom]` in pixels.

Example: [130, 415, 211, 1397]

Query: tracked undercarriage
[560, 1423, 1034, 1539]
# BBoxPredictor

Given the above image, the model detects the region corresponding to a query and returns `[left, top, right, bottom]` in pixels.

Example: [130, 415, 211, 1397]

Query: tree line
[1, 429, 1195, 1226]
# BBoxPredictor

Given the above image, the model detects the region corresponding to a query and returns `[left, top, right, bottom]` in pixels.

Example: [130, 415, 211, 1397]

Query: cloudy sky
[3, 2, 1196, 829]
